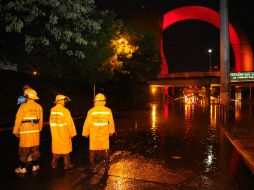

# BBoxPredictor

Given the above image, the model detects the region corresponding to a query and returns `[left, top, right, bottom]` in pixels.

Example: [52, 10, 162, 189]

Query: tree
[102, 24, 161, 82]
[0, 1, 161, 82]
[0, 0, 102, 71]
[124, 32, 161, 81]
[79, 11, 123, 83]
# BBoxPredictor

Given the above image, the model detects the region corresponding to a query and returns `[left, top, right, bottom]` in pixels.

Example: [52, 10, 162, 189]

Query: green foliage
[0, 0, 101, 59]
[114, 26, 161, 82]
[80, 11, 123, 83]
[0, 1, 161, 83]
[96, 22, 161, 83]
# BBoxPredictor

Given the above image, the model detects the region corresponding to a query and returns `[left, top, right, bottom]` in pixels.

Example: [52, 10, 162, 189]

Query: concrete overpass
[148, 71, 254, 88]
[148, 71, 220, 88]
[147, 71, 254, 102]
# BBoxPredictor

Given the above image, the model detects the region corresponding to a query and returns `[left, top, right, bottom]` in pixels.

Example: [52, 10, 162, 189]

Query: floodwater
[1, 101, 254, 190]
[106, 102, 254, 190]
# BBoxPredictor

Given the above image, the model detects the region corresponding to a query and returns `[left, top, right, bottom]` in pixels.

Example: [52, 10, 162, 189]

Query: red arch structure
[161, 6, 253, 77]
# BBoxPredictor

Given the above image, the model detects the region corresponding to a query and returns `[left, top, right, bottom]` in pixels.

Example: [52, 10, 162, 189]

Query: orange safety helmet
[24, 88, 39, 100]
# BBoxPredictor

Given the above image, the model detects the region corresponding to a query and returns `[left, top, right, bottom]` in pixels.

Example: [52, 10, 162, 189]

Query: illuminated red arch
[161, 6, 253, 77]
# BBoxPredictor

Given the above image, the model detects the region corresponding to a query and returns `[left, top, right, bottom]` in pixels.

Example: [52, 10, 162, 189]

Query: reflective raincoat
[82, 101, 115, 150]
[50, 104, 77, 154]
[13, 99, 43, 147]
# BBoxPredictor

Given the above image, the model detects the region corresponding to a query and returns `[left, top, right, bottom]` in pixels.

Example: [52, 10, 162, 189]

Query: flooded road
[1, 102, 254, 190]
[106, 102, 254, 189]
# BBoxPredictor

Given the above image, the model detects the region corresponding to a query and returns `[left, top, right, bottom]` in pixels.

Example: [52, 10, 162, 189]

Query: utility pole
[208, 49, 212, 72]
[220, 0, 231, 106]
[93, 83, 96, 98]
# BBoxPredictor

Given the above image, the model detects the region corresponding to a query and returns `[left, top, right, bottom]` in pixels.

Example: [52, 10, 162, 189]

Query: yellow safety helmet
[54, 94, 71, 103]
[24, 88, 39, 100]
[94, 93, 106, 102]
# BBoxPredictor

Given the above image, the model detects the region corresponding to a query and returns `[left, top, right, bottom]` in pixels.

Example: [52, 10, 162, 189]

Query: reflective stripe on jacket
[82, 102, 115, 150]
[13, 100, 43, 147]
[50, 104, 77, 154]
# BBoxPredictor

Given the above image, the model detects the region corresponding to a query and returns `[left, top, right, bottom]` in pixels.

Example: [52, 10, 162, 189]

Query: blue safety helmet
[17, 96, 27, 105]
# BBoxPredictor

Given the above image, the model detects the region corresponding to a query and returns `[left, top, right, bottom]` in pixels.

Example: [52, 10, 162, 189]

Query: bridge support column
[249, 86, 252, 100]
[170, 87, 175, 97]
[235, 87, 242, 101]
[161, 87, 166, 102]
[220, 0, 231, 106]
[205, 86, 211, 104]
[164, 87, 168, 96]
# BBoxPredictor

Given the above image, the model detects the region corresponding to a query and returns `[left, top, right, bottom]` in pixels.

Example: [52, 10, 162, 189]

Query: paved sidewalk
[222, 126, 254, 175]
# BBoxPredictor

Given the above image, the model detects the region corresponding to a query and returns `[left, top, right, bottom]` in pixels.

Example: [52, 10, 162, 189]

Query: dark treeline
[0, 70, 150, 127]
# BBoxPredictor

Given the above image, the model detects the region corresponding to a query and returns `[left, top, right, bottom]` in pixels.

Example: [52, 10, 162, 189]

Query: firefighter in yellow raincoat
[49, 94, 77, 170]
[13, 88, 43, 174]
[82, 93, 115, 174]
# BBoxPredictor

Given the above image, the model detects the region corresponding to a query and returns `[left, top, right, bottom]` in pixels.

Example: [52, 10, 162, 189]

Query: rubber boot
[63, 154, 73, 170]
[15, 162, 27, 174]
[105, 150, 110, 174]
[89, 151, 96, 174]
[51, 155, 58, 169]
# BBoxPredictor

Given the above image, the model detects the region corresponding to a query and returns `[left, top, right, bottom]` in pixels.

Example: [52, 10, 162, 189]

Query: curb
[221, 126, 254, 175]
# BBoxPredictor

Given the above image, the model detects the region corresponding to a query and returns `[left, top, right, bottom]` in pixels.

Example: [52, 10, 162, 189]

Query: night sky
[95, 0, 254, 73]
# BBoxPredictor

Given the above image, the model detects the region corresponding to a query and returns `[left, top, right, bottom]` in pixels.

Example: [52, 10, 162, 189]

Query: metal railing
[0, 63, 17, 71]
[162, 71, 220, 78]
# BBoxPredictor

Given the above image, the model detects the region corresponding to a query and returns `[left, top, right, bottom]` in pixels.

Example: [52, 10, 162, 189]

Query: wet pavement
[1, 102, 254, 190]
[221, 102, 254, 176]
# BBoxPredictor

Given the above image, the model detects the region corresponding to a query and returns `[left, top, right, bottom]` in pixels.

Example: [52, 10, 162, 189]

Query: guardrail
[162, 71, 220, 78]
[0, 63, 17, 71]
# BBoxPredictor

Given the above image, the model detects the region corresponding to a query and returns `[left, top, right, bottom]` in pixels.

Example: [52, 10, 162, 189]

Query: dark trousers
[51, 153, 73, 169]
[18, 146, 40, 168]
[89, 150, 110, 173]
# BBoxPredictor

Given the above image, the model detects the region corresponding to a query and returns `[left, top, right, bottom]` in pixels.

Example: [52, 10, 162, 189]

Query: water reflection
[151, 104, 157, 129]
[184, 104, 194, 133]
[235, 100, 241, 121]
[184, 104, 191, 120]
[210, 104, 218, 130]
[204, 145, 215, 173]
[164, 102, 168, 120]
[108, 154, 195, 189]
[110, 175, 126, 190]
[111, 101, 254, 189]
[148, 104, 160, 155]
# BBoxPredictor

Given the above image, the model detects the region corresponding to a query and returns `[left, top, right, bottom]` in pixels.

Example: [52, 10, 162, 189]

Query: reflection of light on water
[184, 104, 194, 133]
[235, 101, 241, 121]
[108, 156, 194, 186]
[151, 104, 157, 129]
[207, 154, 212, 166]
[184, 104, 194, 120]
[108, 175, 126, 190]
[235, 91, 242, 101]
[204, 145, 214, 172]
[210, 105, 218, 130]
[134, 120, 138, 131]
[149, 104, 159, 153]
[164, 102, 168, 120]
[184, 104, 191, 120]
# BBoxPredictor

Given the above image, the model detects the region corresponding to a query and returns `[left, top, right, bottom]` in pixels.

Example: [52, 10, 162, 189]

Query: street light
[208, 49, 212, 72]
[32, 71, 37, 76]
